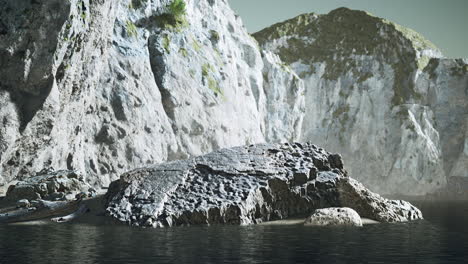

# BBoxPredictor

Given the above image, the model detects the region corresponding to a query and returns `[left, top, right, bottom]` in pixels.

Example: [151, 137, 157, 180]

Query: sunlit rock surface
[304, 207, 363, 227]
[0, 0, 278, 187]
[105, 143, 422, 227]
[253, 8, 467, 195]
[0, 2, 466, 197]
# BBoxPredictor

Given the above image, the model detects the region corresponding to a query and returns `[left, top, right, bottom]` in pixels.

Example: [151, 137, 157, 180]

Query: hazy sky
[229, 0, 468, 59]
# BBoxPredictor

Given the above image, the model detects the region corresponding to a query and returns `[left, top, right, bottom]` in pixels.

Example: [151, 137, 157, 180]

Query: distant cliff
[0, 1, 466, 196]
[254, 8, 467, 195]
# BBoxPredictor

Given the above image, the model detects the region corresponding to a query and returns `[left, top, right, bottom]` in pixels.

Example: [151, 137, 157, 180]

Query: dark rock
[293, 142, 303, 148]
[312, 157, 331, 171]
[329, 153, 344, 169]
[293, 170, 309, 185]
[309, 167, 318, 180]
[105, 143, 423, 227]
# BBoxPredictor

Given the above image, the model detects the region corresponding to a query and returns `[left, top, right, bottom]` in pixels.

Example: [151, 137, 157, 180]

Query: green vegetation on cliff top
[253, 8, 438, 53]
[253, 7, 441, 106]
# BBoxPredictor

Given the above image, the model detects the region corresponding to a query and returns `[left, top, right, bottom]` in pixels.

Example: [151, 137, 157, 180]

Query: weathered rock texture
[5, 170, 94, 202]
[0, 1, 466, 197]
[253, 8, 468, 195]
[105, 143, 422, 227]
[0, 0, 271, 187]
[304, 207, 363, 227]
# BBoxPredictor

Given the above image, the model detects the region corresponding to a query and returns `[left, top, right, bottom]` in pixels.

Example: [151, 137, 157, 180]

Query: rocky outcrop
[304, 207, 363, 227]
[337, 177, 423, 222]
[5, 170, 94, 202]
[0, 1, 465, 198]
[253, 8, 468, 195]
[105, 143, 422, 227]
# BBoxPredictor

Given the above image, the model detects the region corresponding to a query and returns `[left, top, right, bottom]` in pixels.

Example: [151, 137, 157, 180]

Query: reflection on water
[0, 201, 467, 264]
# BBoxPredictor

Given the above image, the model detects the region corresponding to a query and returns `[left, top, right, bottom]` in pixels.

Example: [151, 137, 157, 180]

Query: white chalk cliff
[253, 8, 467, 195]
[0, 1, 466, 196]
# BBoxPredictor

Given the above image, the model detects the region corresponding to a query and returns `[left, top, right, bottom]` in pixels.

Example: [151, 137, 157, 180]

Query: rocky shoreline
[0, 143, 423, 227]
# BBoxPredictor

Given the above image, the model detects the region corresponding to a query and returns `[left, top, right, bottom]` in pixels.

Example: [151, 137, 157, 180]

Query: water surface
[0, 201, 467, 264]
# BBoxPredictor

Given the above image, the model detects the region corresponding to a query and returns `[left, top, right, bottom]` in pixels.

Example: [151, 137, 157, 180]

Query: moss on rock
[162, 34, 171, 53]
[253, 7, 441, 107]
[125, 20, 138, 38]
[449, 59, 468, 77]
[155, 0, 188, 31]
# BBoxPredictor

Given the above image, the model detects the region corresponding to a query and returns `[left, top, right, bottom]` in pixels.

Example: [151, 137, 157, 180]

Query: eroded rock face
[337, 177, 423, 222]
[254, 8, 468, 195]
[0, 1, 465, 198]
[0, 0, 275, 187]
[304, 207, 363, 227]
[5, 170, 94, 202]
[105, 143, 422, 227]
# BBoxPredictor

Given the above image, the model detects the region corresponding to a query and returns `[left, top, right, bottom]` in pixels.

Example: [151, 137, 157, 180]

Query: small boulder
[304, 207, 363, 227]
[5, 170, 93, 202]
[16, 199, 30, 208]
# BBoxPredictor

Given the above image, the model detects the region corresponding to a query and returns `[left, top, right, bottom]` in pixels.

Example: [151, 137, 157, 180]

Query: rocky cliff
[0, 1, 466, 196]
[0, 0, 277, 187]
[254, 8, 468, 195]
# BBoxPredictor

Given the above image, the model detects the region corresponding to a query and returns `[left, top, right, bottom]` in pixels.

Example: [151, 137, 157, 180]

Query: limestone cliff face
[0, 0, 279, 187]
[254, 8, 468, 195]
[0, 2, 465, 196]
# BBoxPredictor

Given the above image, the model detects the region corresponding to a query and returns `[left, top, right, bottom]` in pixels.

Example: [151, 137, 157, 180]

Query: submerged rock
[105, 143, 422, 227]
[5, 170, 94, 202]
[304, 207, 363, 227]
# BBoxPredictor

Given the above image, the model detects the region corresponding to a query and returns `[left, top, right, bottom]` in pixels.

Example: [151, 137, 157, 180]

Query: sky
[229, 0, 468, 58]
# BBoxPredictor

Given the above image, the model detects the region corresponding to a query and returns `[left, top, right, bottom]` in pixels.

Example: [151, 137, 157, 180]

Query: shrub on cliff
[157, 0, 188, 31]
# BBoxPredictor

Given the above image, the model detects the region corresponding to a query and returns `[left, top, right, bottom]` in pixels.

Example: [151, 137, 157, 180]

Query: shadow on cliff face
[148, 34, 175, 121]
[4, 77, 54, 132]
[0, 0, 69, 131]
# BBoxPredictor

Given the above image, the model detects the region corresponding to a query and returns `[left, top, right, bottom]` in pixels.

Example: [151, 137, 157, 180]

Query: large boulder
[105, 143, 422, 227]
[304, 207, 363, 227]
[338, 177, 424, 222]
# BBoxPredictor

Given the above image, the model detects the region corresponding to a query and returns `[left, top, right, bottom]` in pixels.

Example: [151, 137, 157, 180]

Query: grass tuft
[125, 20, 138, 38]
[156, 0, 188, 31]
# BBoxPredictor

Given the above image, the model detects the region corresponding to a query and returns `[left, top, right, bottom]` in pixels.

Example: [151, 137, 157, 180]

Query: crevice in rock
[110, 91, 128, 121]
[66, 153, 74, 170]
[147, 34, 177, 124]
